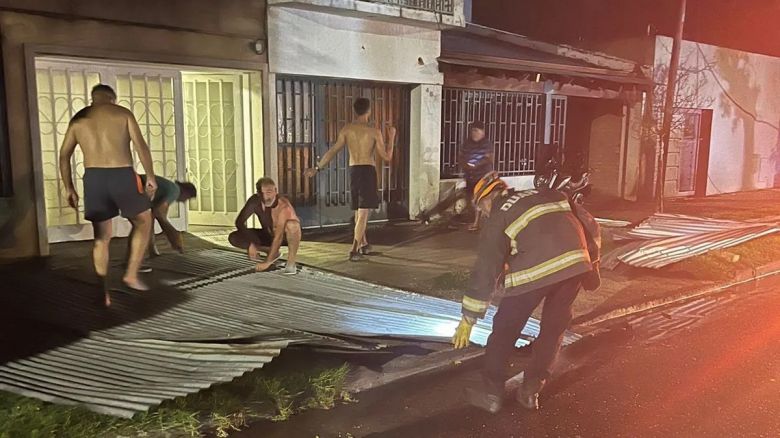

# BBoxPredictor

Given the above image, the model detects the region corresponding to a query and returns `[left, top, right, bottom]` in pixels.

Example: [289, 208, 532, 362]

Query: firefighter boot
[516, 377, 545, 411]
[464, 376, 503, 414]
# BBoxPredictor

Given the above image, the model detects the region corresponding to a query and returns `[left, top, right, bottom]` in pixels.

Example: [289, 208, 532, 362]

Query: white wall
[268, 7, 443, 85]
[655, 36, 780, 195]
[410, 85, 442, 217]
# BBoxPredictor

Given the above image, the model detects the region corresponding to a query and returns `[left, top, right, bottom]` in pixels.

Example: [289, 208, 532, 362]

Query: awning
[440, 27, 652, 88]
[439, 53, 652, 86]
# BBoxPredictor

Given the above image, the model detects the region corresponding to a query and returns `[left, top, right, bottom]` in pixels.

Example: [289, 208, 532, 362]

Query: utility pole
[655, 0, 687, 213]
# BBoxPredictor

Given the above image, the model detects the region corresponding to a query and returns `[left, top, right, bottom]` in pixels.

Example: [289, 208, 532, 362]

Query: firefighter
[452, 172, 601, 412]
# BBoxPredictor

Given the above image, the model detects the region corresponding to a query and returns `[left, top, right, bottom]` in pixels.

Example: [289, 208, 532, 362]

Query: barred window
[440, 87, 567, 179]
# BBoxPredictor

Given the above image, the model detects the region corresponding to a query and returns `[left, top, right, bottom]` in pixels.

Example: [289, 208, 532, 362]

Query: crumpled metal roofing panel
[0, 337, 286, 418]
[604, 214, 780, 269]
[1, 249, 580, 417]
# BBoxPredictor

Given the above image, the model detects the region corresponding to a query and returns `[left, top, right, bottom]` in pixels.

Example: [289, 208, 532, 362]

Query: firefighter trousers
[483, 275, 582, 394]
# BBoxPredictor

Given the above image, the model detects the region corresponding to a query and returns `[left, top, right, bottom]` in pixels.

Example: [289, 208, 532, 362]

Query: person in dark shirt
[127, 175, 196, 272]
[138, 175, 197, 256]
[228, 177, 302, 274]
[459, 121, 494, 230]
[418, 121, 494, 230]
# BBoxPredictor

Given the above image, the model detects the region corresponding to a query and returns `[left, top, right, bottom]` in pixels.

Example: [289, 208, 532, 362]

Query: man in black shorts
[305, 98, 396, 261]
[59, 84, 157, 306]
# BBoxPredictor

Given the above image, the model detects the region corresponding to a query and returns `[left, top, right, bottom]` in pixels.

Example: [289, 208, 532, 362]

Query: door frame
[672, 108, 712, 197]
[181, 72, 251, 227]
[25, 44, 270, 256]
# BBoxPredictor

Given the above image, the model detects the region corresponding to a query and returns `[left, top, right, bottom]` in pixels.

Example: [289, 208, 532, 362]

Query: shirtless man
[304, 98, 396, 261]
[229, 177, 302, 274]
[59, 84, 157, 306]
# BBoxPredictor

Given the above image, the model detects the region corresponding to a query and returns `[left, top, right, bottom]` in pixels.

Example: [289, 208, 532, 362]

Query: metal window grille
[276, 77, 410, 214]
[276, 78, 316, 206]
[550, 95, 567, 151]
[361, 0, 454, 14]
[441, 88, 547, 178]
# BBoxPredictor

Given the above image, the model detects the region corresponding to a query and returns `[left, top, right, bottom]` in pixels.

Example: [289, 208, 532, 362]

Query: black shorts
[228, 228, 288, 250]
[83, 167, 151, 222]
[350, 165, 380, 210]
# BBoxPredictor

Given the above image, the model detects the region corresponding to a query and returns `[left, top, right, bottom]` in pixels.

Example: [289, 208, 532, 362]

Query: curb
[574, 259, 780, 328]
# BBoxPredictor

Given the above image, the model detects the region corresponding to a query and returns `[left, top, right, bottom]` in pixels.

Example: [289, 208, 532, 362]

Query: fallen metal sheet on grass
[1, 249, 580, 417]
[603, 214, 780, 269]
[0, 337, 287, 418]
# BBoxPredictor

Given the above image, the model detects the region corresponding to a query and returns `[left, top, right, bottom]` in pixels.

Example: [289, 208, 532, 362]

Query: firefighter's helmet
[472, 171, 507, 205]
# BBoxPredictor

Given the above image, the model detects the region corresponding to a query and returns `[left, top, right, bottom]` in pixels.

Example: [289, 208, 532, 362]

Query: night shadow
[713, 48, 762, 190]
[0, 258, 189, 365]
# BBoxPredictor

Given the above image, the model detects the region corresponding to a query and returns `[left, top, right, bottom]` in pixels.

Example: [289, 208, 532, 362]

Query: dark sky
[473, 0, 780, 58]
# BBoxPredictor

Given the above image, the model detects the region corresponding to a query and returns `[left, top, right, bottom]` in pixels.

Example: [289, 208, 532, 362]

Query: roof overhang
[438, 52, 653, 87]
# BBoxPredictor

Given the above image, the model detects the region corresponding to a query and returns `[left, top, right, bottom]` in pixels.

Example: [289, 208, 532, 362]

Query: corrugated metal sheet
[604, 214, 780, 269]
[1, 249, 580, 417]
[0, 337, 286, 418]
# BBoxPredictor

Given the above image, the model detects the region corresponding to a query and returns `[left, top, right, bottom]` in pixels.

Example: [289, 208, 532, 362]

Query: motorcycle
[533, 152, 591, 205]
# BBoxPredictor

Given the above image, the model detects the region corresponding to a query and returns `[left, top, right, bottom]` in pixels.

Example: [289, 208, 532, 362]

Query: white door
[111, 68, 186, 236]
[35, 61, 102, 242]
[35, 59, 186, 242]
[182, 73, 247, 226]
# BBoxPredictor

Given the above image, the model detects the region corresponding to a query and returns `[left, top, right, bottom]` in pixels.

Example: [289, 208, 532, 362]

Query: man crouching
[229, 177, 302, 274]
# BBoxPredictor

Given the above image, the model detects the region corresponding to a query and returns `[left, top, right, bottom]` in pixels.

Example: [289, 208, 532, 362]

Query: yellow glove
[452, 316, 476, 349]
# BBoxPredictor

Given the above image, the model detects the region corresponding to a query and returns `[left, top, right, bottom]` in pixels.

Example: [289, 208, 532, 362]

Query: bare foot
[248, 244, 258, 261]
[255, 261, 272, 272]
[122, 276, 150, 291]
[104, 291, 112, 307]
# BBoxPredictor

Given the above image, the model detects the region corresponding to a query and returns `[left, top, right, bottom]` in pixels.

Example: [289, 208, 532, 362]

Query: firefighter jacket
[461, 188, 598, 319]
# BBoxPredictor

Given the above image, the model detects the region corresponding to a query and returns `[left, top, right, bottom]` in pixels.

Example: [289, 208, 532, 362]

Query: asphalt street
[241, 280, 780, 438]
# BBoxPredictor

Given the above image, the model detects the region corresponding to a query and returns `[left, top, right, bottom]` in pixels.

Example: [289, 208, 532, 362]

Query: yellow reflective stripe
[504, 250, 589, 288]
[504, 200, 571, 241]
[462, 296, 490, 314]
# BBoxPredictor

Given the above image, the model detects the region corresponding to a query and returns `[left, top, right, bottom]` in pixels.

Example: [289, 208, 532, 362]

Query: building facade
[0, 0, 270, 259]
[654, 36, 780, 197]
[437, 24, 650, 200]
[473, 0, 780, 200]
[266, 0, 465, 227]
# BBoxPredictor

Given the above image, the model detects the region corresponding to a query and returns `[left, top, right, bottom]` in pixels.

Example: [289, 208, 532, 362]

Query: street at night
[246, 279, 780, 438]
[1, 1, 779, 437]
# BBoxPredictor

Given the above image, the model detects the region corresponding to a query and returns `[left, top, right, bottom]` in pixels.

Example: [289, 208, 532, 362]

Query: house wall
[410, 85, 442, 217]
[268, 7, 443, 84]
[267, 6, 444, 218]
[655, 36, 780, 196]
[0, 4, 267, 260]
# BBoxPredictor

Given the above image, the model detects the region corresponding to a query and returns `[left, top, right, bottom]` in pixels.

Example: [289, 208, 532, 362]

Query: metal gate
[440, 87, 567, 179]
[276, 77, 409, 228]
[35, 59, 185, 242]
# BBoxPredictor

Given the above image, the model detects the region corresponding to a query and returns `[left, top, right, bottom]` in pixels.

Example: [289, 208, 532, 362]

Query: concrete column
[408, 84, 442, 218]
[621, 100, 644, 200]
[265, 73, 279, 182]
